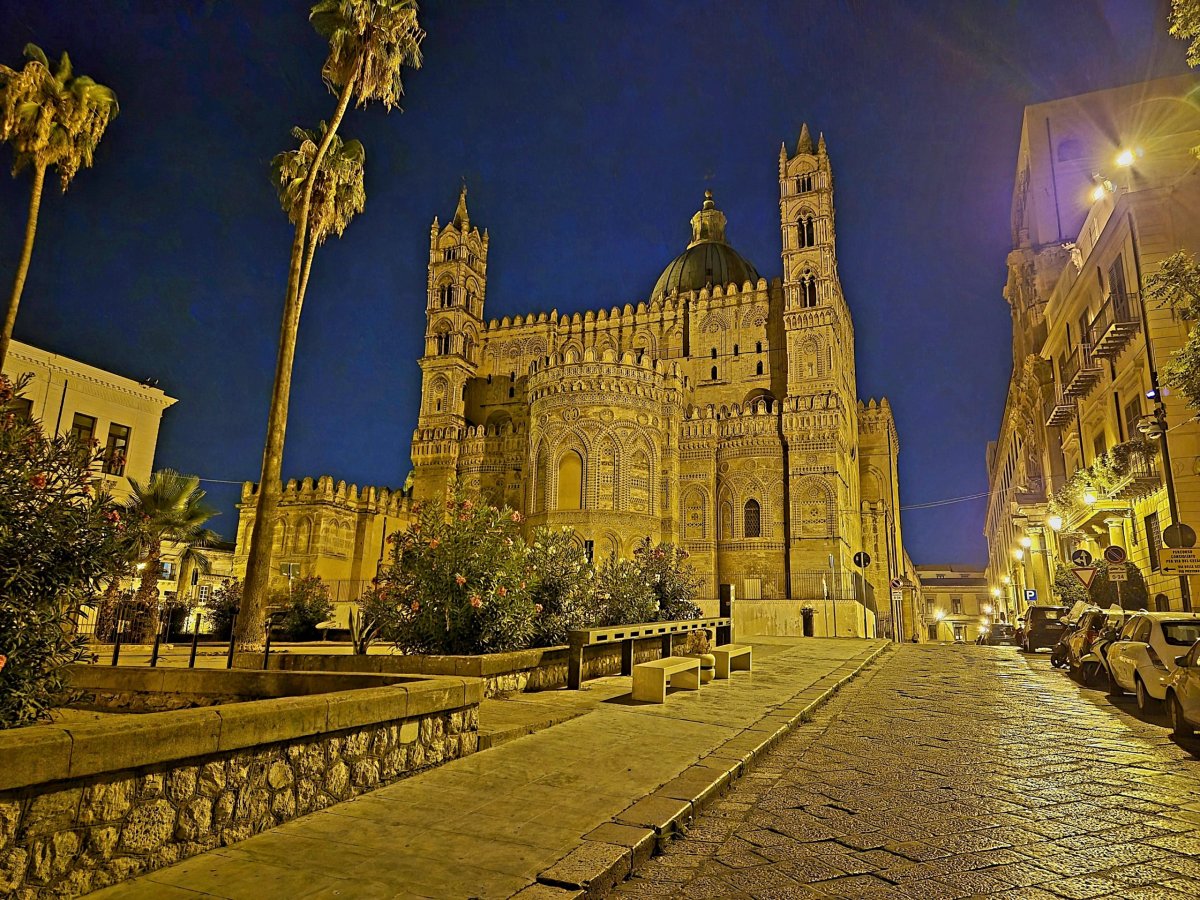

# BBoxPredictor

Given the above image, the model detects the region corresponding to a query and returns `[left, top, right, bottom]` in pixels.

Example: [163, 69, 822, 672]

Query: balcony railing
[1044, 390, 1077, 428]
[1089, 291, 1141, 360]
[1061, 344, 1103, 398]
[1105, 446, 1161, 501]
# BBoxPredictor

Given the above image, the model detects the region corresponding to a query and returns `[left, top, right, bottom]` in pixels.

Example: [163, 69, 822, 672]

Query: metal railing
[1061, 344, 1102, 396]
[1088, 291, 1140, 358]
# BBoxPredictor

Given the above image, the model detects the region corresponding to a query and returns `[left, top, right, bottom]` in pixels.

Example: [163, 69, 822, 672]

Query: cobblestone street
[615, 644, 1200, 900]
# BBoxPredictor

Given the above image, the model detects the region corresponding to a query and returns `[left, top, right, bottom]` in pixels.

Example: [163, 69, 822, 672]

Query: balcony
[1089, 291, 1141, 361]
[1104, 441, 1161, 502]
[1044, 391, 1077, 428]
[1060, 344, 1103, 398]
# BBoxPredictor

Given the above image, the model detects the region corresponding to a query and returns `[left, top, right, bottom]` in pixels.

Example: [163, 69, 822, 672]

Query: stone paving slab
[615, 644, 1200, 900]
[89, 637, 884, 899]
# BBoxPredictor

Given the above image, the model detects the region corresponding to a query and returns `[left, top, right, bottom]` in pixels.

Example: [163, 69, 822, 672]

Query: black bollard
[225, 610, 239, 669]
[149, 627, 162, 667]
[188, 613, 201, 668]
[261, 621, 273, 670]
[110, 602, 125, 666]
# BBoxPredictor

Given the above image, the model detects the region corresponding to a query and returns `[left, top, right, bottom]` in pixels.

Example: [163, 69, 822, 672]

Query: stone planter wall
[251, 634, 687, 697]
[0, 675, 480, 898]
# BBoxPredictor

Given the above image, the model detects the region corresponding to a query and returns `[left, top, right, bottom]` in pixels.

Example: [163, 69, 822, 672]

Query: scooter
[1050, 630, 1071, 669]
[1085, 622, 1123, 688]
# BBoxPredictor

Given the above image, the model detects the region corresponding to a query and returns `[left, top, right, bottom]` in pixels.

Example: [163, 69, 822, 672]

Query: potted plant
[682, 629, 716, 683]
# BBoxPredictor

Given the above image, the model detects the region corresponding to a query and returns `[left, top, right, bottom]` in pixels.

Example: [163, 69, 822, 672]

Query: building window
[103, 424, 131, 476]
[797, 173, 813, 193]
[756, 361, 764, 376]
[711, 347, 717, 359]
[1092, 431, 1106, 461]
[198, 584, 211, 603]
[557, 450, 584, 511]
[756, 341, 763, 353]
[733, 344, 739, 357]
[1123, 397, 1142, 443]
[711, 366, 718, 381]
[160, 561, 175, 581]
[800, 275, 818, 307]
[743, 499, 761, 538]
[1146, 512, 1162, 571]
[584, 540, 594, 564]
[4, 396, 32, 420]
[951, 597, 962, 615]
[798, 215, 816, 248]
[1155, 593, 1171, 612]
[70, 412, 97, 446]
[1057, 138, 1084, 162]
[438, 283, 455, 308]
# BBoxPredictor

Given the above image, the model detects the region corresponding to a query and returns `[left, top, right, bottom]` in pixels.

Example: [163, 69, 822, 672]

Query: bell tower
[778, 125, 862, 575]
[411, 186, 488, 503]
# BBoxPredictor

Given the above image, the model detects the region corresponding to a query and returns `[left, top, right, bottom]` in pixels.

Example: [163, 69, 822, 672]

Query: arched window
[756, 341, 763, 353]
[711, 366, 718, 381]
[733, 344, 739, 356]
[439, 283, 455, 308]
[800, 275, 818, 308]
[756, 361, 764, 376]
[435, 333, 452, 355]
[719, 501, 733, 539]
[743, 499, 761, 538]
[797, 173, 814, 193]
[557, 450, 584, 510]
[710, 347, 717, 359]
[798, 215, 816, 248]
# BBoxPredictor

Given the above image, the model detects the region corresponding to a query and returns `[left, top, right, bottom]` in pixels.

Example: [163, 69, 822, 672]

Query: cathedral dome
[651, 190, 760, 300]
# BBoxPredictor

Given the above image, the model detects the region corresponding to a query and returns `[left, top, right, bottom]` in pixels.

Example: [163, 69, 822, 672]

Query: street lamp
[1019, 535, 1032, 549]
[1116, 148, 1136, 168]
[1047, 515, 1063, 532]
[1013, 548, 1024, 562]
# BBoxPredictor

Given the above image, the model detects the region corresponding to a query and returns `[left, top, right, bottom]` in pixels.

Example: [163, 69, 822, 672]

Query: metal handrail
[1088, 290, 1139, 345]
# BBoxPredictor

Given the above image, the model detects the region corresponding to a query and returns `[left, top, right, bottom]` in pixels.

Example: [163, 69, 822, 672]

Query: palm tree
[124, 470, 219, 643]
[0, 45, 118, 370]
[238, 0, 423, 647]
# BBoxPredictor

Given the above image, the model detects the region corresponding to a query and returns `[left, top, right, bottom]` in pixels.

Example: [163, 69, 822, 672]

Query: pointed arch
[557, 449, 584, 510]
[795, 476, 835, 537]
[743, 499, 761, 538]
[294, 517, 313, 553]
[533, 441, 549, 514]
[681, 484, 709, 541]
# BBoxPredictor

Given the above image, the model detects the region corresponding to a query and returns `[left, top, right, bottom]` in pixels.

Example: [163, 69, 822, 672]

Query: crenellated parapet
[239, 475, 412, 518]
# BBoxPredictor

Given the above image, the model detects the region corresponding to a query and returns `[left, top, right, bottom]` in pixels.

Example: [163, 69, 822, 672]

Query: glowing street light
[1019, 535, 1032, 549]
[1013, 548, 1024, 562]
[1116, 148, 1136, 168]
[1047, 514, 1064, 532]
[992, 587, 1001, 598]
[1090, 184, 1108, 202]
[1083, 491, 1098, 505]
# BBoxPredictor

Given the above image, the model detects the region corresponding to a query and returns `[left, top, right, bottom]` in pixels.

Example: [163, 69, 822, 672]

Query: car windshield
[1161, 621, 1200, 646]
[1030, 609, 1063, 623]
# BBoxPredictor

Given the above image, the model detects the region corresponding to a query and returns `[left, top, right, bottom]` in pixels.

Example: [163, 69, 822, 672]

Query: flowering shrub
[376, 488, 537, 654]
[204, 578, 242, 639]
[590, 556, 657, 626]
[525, 526, 596, 646]
[633, 538, 702, 620]
[0, 375, 141, 728]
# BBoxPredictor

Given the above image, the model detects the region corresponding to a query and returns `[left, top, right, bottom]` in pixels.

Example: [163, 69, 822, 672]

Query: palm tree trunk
[238, 64, 361, 649]
[128, 544, 162, 644]
[0, 162, 47, 372]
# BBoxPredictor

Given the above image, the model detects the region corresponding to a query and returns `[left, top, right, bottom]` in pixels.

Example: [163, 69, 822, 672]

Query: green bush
[272, 575, 334, 641]
[204, 579, 242, 640]
[590, 556, 657, 626]
[526, 526, 596, 646]
[377, 488, 536, 654]
[0, 375, 140, 728]
[634, 538, 702, 620]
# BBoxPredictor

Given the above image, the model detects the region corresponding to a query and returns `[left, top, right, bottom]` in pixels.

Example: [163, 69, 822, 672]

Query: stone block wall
[0, 678, 479, 898]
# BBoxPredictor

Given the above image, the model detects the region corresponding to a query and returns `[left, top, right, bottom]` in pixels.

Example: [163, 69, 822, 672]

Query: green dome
[650, 190, 760, 300]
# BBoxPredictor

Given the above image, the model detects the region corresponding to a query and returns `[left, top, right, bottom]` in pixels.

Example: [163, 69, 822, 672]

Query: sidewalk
[91, 637, 887, 899]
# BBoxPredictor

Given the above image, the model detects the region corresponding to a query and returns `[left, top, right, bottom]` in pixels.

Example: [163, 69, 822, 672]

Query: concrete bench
[631, 657, 700, 703]
[566, 617, 732, 689]
[712, 644, 752, 679]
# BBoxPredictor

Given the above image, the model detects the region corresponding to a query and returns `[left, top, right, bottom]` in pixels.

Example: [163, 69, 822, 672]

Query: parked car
[979, 623, 1018, 646]
[1163, 639, 1200, 737]
[1024, 605, 1070, 652]
[1107, 612, 1200, 710]
[1066, 607, 1128, 685]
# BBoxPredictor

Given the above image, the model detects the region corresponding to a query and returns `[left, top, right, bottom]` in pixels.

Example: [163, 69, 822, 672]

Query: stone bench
[632, 656, 701, 703]
[567, 616, 732, 689]
[712, 644, 752, 679]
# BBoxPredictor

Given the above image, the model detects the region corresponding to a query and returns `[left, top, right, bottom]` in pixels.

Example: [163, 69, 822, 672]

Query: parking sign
[1024, 589, 1037, 602]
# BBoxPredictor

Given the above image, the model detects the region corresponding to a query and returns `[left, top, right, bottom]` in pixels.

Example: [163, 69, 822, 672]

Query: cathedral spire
[818, 132, 827, 157]
[688, 189, 728, 246]
[453, 183, 469, 229]
[796, 122, 813, 155]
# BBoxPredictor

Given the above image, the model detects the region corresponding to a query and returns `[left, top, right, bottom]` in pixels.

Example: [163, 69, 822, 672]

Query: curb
[517, 641, 892, 898]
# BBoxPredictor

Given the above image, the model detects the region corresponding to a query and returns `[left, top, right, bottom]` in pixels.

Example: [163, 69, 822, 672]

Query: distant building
[985, 76, 1200, 619]
[914, 565, 993, 643]
[2, 338, 175, 500]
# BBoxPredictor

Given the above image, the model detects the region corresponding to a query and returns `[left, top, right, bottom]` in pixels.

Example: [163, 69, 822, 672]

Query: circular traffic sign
[890, 577, 903, 589]
[1071, 549, 1093, 567]
[1163, 523, 1198, 549]
[1103, 545, 1127, 565]
[853, 551, 871, 568]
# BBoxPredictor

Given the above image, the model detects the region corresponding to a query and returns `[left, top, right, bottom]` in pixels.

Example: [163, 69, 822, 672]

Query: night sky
[0, 1, 1191, 564]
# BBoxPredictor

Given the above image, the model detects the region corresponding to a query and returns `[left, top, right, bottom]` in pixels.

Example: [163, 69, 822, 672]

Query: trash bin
[801, 607, 815, 637]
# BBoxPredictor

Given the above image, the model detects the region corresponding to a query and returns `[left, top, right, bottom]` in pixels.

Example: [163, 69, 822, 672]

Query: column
[1028, 527, 1053, 607]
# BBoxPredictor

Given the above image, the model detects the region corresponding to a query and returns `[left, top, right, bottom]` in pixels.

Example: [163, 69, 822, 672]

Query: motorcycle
[1050, 632, 1071, 669]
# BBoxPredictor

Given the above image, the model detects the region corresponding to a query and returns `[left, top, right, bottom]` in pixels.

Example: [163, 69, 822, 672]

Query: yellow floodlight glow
[1020, 535, 1032, 549]
[1116, 148, 1135, 168]
[1091, 184, 1107, 202]
[992, 587, 1001, 598]
[1084, 491, 1098, 505]
[1013, 548, 1024, 561]
[1047, 514, 1064, 531]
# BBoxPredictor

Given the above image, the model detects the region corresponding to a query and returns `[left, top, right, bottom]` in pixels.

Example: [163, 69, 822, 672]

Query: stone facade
[406, 127, 907, 604]
[0, 707, 475, 898]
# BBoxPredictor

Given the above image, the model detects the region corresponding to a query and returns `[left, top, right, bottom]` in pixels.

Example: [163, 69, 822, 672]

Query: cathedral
[408, 126, 907, 607]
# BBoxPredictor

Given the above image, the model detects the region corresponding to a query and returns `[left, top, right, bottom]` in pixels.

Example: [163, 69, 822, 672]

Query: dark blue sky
[0, 1, 1190, 563]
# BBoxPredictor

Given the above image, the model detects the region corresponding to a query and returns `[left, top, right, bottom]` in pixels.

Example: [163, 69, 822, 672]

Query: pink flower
[455, 574, 467, 586]
[411, 601, 420, 612]
[535, 604, 543, 614]
[29, 473, 47, 490]
[462, 499, 474, 510]
[497, 586, 507, 597]
[386, 534, 395, 544]
[520, 581, 527, 590]
[511, 511, 523, 523]
[104, 510, 121, 522]
[429, 538, 440, 549]
[470, 595, 482, 609]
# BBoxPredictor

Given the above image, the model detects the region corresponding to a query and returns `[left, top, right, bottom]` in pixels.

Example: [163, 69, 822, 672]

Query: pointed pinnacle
[818, 132, 827, 155]
[797, 123, 813, 155]
[453, 183, 469, 227]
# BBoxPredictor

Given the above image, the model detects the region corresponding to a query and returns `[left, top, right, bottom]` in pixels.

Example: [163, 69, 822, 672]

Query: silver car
[1163, 639, 1200, 737]
[1107, 612, 1200, 710]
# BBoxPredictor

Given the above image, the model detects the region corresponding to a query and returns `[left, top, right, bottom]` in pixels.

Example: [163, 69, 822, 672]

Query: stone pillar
[1104, 516, 1127, 552]
[1028, 527, 1053, 607]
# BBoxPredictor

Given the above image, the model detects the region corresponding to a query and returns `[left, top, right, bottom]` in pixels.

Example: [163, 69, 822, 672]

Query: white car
[1163, 639, 1200, 737]
[1106, 612, 1200, 710]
